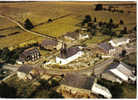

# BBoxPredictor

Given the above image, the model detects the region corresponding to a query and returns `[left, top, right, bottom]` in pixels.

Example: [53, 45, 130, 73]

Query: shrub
[120, 20, 124, 25]
[24, 18, 34, 30]
[95, 4, 103, 11]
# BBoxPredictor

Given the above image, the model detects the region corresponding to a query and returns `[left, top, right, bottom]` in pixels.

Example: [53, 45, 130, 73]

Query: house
[41, 38, 62, 50]
[17, 47, 40, 64]
[98, 42, 115, 56]
[64, 32, 89, 41]
[59, 73, 112, 98]
[102, 61, 136, 83]
[108, 38, 130, 47]
[56, 46, 84, 65]
[17, 64, 33, 80]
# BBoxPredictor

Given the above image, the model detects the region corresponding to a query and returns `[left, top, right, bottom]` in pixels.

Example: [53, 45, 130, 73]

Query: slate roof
[98, 42, 114, 52]
[60, 73, 95, 90]
[22, 47, 39, 57]
[19, 47, 40, 61]
[41, 38, 58, 47]
[59, 46, 81, 59]
[104, 61, 133, 76]
[18, 64, 33, 74]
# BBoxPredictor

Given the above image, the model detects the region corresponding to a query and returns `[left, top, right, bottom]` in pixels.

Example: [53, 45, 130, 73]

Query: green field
[0, 1, 136, 48]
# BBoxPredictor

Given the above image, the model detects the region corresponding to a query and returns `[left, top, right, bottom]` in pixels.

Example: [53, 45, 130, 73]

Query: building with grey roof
[41, 38, 59, 50]
[59, 73, 112, 98]
[18, 47, 40, 64]
[61, 73, 95, 90]
[17, 64, 33, 80]
[102, 61, 136, 83]
[98, 42, 115, 55]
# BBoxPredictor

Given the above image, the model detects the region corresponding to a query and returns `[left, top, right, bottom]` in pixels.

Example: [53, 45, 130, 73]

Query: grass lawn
[84, 35, 111, 44]
[32, 16, 80, 37]
[0, 2, 136, 48]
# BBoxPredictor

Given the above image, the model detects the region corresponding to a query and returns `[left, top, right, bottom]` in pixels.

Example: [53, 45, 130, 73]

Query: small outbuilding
[98, 42, 115, 56]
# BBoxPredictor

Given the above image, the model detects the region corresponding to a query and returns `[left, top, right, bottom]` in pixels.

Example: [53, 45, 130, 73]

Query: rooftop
[22, 47, 39, 57]
[60, 73, 95, 90]
[41, 38, 58, 47]
[98, 42, 114, 51]
[18, 64, 33, 74]
[59, 46, 81, 59]
[105, 61, 133, 76]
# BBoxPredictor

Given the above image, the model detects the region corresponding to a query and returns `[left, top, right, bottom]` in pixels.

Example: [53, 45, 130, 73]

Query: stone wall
[57, 84, 96, 98]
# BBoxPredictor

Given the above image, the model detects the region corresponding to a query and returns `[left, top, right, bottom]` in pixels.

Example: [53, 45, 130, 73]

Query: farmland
[0, 1, 136, 48]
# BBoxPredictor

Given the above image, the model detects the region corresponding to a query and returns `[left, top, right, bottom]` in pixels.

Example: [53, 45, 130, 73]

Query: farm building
[98, 42, 115, 56]
[102, 61, 136, 83]
[64, 31, 89, 41]
[41, 38, 62, 50]
[58, 73, 112, 98]
[17, 47, 40, 64]
[108, 38, 130, 47]
[56, 46, 84, 65]
[17, 64, 33, 80]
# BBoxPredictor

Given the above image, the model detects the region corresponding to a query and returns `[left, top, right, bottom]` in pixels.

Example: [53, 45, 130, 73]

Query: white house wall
[109, 39, 130, 47]
[17, 72, 26, 79]
[79, 34, 89, 40]
[91, 83, 112, 98]
[56, 51, 84, 65]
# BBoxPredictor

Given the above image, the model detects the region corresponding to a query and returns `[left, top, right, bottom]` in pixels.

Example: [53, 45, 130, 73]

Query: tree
[85, 15, 92, 23]
[0, 47, 10, 61]
[120, 20, 124, 25]
[0, 82, 17, 98]
[51, 79, 59, 87]
[121, 50, 127, 57]
[117, 34, 123, 38]
[123, 27, 128, 34]
[24, 18, 34, 30]
[95, 4, 103, 11]
[48, 19, 53, 23]
[109, 18, 113, 24]
[49, 90, 63, 98]
[94, 17, 97, 22]
[120, 27, 128, 34]
[133, 26, 136, 31]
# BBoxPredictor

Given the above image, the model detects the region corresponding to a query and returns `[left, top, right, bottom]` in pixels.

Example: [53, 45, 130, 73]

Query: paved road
[36, 58, 113, 76]
[2, 64, 20, 72]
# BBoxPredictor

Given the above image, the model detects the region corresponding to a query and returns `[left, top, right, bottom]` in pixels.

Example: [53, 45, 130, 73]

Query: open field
[0, 1, 136, 48]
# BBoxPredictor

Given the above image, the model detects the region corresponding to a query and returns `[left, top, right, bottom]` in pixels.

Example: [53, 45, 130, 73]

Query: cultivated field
[0, 1, 136, 48]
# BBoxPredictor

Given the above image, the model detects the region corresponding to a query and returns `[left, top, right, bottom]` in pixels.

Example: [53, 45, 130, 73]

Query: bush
[95, 4, 103, 11]
[48, 19, 53, 23]
[117, 34, 123, 38]
[24, 18, 34, 30]
[97, 79, 123, 98]
[120, 20, 124, 25]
